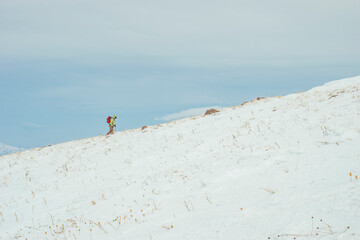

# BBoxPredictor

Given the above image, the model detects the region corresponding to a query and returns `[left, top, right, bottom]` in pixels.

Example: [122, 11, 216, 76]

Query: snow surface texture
[1, 76, 360, 240]
[0, 143, 23, 156]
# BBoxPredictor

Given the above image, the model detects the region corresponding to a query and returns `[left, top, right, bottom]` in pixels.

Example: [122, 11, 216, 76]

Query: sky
[0, 0, 359, 149]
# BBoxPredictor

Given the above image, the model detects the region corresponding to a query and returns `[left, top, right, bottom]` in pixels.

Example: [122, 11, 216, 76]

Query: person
[106, 115, 117, 135]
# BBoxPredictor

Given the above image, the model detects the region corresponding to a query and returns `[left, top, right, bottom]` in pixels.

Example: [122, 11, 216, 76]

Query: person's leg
[106, 125, 113, 135]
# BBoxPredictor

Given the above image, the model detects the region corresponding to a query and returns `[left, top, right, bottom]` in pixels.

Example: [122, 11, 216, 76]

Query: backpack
[107, 116, 111, 123]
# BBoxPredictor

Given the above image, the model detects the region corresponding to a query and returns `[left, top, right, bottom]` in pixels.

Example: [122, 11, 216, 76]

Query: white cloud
[22, 122, 41, 129]
[156, 106, 222, 121]
[1, 0, 359, 66]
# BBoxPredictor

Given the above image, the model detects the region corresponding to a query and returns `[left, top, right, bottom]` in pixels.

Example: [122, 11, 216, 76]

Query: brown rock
[204, 109, 219, 116]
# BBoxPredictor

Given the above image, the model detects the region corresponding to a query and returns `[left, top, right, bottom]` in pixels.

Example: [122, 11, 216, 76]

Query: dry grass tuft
[261, 187, 276, 194]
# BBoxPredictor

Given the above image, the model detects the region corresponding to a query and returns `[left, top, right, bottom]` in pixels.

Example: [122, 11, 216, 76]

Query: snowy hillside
[1, 76, 360, 240]
[0, 142, 23, 156]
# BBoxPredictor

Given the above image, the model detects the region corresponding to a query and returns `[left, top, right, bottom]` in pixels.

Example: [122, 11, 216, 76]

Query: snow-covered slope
[0, 142, 23, 156]
[1, 76, 360, 240]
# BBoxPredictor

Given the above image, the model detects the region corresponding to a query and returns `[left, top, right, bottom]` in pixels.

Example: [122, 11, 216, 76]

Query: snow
[0, 143, 23, 156]
[1, 76, 360, 240]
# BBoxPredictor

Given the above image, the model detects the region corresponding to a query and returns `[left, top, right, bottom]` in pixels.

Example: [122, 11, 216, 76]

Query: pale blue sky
[1, 0, 359, 148]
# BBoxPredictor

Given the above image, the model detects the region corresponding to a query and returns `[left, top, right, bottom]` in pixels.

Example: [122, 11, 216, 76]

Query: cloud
[0, 0, 359, 67]
[22, 122, 41, 129]
[156, 106, 222, 121]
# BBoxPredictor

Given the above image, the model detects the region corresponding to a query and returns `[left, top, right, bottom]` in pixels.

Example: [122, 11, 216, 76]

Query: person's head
[114, 115, 117, 119]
